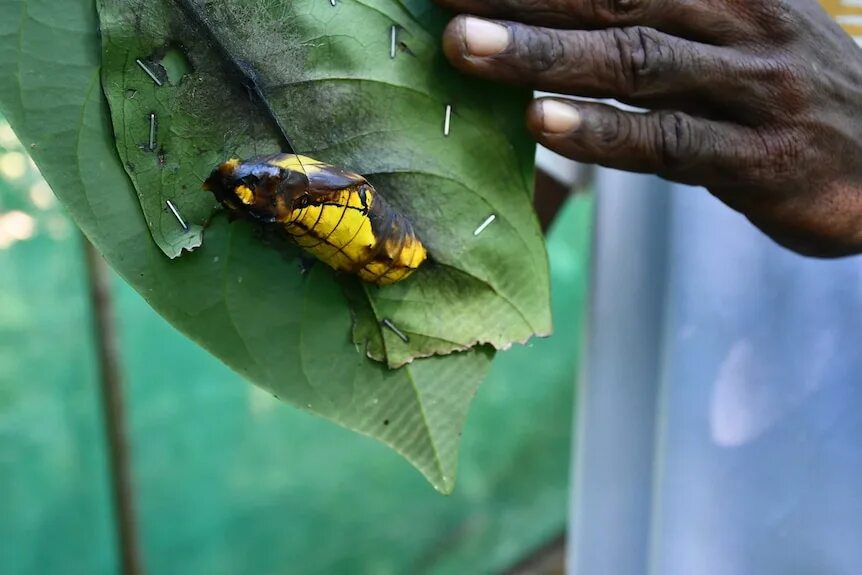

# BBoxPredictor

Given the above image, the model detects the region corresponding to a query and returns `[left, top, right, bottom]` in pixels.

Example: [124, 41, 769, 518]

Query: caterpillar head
[203, 156, 309, 223]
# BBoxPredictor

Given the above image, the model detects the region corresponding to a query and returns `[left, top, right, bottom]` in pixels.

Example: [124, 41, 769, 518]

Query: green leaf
[97, 0, 551, 367]
[0, 0, 544, 491]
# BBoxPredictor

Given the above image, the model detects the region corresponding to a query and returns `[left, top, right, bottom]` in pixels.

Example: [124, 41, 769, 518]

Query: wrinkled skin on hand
[435, 0, 862, 257]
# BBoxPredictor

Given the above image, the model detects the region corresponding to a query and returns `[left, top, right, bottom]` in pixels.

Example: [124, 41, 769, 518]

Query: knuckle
[587, 109, 634, 155]
[608, 27, 671, 95]
[517, 27, 566, 73]
[655, 112, 699, 170]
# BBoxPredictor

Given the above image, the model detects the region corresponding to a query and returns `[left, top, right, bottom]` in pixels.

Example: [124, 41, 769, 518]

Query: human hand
[435, 0, 862, 256]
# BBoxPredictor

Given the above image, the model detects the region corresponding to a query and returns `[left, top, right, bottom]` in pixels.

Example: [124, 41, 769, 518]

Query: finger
[433, 0, 751, 43]
[443, 18, 754, 111]
[526, 98, 762, 185]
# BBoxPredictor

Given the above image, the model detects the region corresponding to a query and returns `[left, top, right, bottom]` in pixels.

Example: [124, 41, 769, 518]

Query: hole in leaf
[159, 47, 192, 85]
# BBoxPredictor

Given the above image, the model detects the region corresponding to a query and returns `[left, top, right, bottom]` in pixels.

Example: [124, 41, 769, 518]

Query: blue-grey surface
[569, 170, 862, 575]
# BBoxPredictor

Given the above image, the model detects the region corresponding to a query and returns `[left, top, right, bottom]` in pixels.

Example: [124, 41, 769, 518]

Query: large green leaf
[97, 0, 550, 367]
[0, 0, 543, 491]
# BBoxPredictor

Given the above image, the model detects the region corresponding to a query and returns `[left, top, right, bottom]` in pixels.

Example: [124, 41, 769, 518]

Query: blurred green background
[0, 115, 591, 575]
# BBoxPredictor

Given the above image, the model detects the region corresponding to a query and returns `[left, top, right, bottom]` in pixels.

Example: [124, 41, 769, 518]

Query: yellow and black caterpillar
[203, 153, 427, 285]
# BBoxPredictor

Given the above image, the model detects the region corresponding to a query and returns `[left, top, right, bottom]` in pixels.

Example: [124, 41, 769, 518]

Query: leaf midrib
[362, 282, 447, 483]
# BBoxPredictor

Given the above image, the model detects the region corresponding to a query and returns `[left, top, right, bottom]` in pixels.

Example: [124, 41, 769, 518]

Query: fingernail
[541, 100, 581, 134]
[463, 17, 509, 57]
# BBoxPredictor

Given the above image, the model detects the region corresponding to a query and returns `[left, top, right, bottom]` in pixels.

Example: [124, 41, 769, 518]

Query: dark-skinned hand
[435, 0, 862, 257]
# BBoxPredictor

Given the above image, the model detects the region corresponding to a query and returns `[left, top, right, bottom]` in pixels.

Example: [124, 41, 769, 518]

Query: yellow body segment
[283, 189, 378, 273]
[357, 235, 427, 284]
[204, 153, 427, 285]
